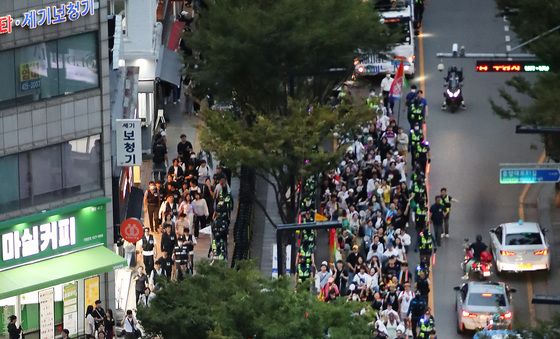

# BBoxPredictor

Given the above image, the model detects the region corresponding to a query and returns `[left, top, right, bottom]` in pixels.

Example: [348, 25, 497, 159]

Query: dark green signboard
[0, 199, 107, 271]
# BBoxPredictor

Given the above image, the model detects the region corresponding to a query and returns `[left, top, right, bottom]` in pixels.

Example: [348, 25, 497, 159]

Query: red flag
[389, 60, 404, 99]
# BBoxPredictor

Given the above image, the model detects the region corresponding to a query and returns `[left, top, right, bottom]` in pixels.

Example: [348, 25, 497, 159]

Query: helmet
[476, 234, 483, 242]
[421, 140, 429, 146]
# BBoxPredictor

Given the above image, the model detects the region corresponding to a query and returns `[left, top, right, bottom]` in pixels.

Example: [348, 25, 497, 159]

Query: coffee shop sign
[0, 0, 95, 35]
[2, 217, 76, 262]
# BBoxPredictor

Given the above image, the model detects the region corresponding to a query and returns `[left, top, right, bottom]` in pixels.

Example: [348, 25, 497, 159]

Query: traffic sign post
[500, 163, 560, 184]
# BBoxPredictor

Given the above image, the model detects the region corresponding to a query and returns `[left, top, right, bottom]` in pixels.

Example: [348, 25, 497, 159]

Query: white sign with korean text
[39, 288, 55, 339]
[1, 217, 76, 262]
[116, 119, 142, 166]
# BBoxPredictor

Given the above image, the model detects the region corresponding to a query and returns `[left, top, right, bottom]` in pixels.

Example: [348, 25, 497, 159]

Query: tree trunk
[231, 165, 255, 267]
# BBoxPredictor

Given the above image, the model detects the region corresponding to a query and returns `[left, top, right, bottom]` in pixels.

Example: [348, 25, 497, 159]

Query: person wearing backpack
[152, 134, 168, 182]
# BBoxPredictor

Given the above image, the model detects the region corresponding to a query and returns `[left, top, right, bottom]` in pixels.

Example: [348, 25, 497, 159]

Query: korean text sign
[116, 119, 142, 166]
[0, 203, 107, 270]
[0, 0, 95, 35]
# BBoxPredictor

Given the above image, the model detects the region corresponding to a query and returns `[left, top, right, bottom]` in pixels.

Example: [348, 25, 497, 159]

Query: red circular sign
[120, 218, 144, 243]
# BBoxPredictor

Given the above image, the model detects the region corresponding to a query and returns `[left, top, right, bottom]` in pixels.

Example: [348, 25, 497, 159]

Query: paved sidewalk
[134, 96, 237, 271]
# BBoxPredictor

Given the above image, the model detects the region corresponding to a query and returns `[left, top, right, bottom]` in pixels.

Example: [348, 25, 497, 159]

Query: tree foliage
[491, 0, 560, 158]
[188, 0, 396, 112]
[137, 261, 374, 339]
[200, 99, 373, 223]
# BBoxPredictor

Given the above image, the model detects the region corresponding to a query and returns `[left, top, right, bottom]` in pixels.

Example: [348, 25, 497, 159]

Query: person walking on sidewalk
[177, 134, 193, 162]
[192, 191, 209, 237]
[152, 133, 168, 182]
[144, 181, 161, 232]
[140, 228, 157, 276]
[437, 188, 453, 238]
[429, 196, 445, 246]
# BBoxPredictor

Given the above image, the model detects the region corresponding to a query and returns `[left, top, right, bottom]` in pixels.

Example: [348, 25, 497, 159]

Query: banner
[389, 60, 404, 99]
[39, 288, 55, 339]
[84, 276, 100, 311]
[116, 119, 142, 166]
[63, 282, 78, 337]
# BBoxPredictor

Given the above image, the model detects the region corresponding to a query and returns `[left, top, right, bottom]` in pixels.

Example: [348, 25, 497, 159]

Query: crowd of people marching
[295, 78, 454, 339]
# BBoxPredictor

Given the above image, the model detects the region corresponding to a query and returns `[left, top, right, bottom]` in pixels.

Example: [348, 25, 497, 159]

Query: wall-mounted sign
[39, 288, 55, 339]
[116, 119, 142, 166]
[120, 218, 143, 243]
[84, 275, 100, 311]
[0, 203, 107, 270]
[0, 0, 95, 35]
[63, 282, 79, 337]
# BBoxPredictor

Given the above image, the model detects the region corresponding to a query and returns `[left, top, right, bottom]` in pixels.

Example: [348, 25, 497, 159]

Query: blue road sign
[500, 167, 560, 184]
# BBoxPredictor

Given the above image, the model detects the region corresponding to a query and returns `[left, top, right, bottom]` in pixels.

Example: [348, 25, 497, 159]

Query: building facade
[0, 1, 125, 337]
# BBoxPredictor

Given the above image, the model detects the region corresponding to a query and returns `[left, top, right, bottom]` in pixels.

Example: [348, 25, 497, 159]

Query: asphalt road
[421, 0, 560, 337]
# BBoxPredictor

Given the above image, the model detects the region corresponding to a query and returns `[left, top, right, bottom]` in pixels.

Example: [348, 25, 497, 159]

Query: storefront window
[58, 33, 99, 94]
[0, 32, 98, 109]
[0, 135, 102, 214]
[0, 50, 16, 109]
[15, 41, 59, 105]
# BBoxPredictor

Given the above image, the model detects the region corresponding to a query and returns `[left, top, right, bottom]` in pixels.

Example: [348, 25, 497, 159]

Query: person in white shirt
[197, 159, 213, 186]
[398, 283, 415, 321]
[122, 310, 139, 339]
[383, 242, 400, 261]
[315, 261, 332, 294]
[191, 192, 209, 237]
[138, 287, 156, 307]
[353, 265, 372, 292]
[380, 72, 394, 114]
[396, 228, 411, 252]
[85, 305, 95, 338]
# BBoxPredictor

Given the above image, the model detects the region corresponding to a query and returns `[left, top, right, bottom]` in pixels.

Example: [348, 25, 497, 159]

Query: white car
[489, 221, 550, 272]
[454, 281, 515, 333]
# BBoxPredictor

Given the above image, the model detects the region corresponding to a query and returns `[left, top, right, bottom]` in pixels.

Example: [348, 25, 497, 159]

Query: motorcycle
[462, 238, 493, 279]
[442, 67, 465, 113]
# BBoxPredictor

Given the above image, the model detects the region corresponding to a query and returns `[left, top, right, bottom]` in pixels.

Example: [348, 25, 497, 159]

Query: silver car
[490, 221, 550, 272]
[454, 281, 516, 333]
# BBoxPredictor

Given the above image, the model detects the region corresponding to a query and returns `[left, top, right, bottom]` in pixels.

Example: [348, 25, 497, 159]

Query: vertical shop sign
[84, 276, 100, 311]
[63, 282, 78, 337]
[116, 119, 142, 166]
[39, 288, 55, 339]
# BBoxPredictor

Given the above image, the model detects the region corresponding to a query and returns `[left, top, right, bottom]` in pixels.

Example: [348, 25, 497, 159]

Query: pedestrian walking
[381, 72, 394, 114]
[140, 228, 156, 276]
[133, 266, 149, 304]
[7, 315, 23, 339]
[85, 305, 95, 338]
[122, 310, 140, 339]
[429, 196, 445, 246]
[192, 191, 209, 237]
[144, 181, 162, 232]
[437, 188, 453, 238]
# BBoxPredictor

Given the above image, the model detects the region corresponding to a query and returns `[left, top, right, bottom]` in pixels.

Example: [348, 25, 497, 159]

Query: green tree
[189, 0, 395, 112]
[201, 100, 372, 224]
[491, 0, 560, 159]
[137, 261, 375, 339]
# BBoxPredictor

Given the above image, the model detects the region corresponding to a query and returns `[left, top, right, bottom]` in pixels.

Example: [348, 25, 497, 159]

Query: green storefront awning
[0, 246, 126, 300]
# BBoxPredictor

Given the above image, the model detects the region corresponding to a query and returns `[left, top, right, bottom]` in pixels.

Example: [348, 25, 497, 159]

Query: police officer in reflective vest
[366, 91, 377, 111]
[140, 227, 156, 276]
[408, 99, 425, 128]
[409, 123, 423, 165]
[414, 199, 428, 233]
[418, 229, 436, 266]
[297, 257, 312, 282]
[408, 291, 427, 339]
[417, 308, 435, 339]
[415, 140, 430, 173]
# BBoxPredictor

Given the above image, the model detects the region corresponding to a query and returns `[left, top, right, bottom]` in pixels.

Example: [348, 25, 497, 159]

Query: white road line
[505, 35, 511, 42]
[503, 16, 508, 23]
[506, 45, 511, 52]
[504, 25, 509, 32]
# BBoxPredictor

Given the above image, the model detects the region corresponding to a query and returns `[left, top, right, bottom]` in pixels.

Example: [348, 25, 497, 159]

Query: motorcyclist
[442, 66, 466, 109]
[462, 234, 488, 279]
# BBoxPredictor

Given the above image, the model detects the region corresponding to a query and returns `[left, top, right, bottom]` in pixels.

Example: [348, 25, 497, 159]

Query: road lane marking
[505, 25, 509, 32]
[506, 45, 511, 52]
[417, 27, 435, 316]
[505, 35, 511, 42]
[519, 151, 546, 327]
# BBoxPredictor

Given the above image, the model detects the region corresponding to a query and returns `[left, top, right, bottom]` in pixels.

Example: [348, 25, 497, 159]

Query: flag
[389, 60, 405, 99]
